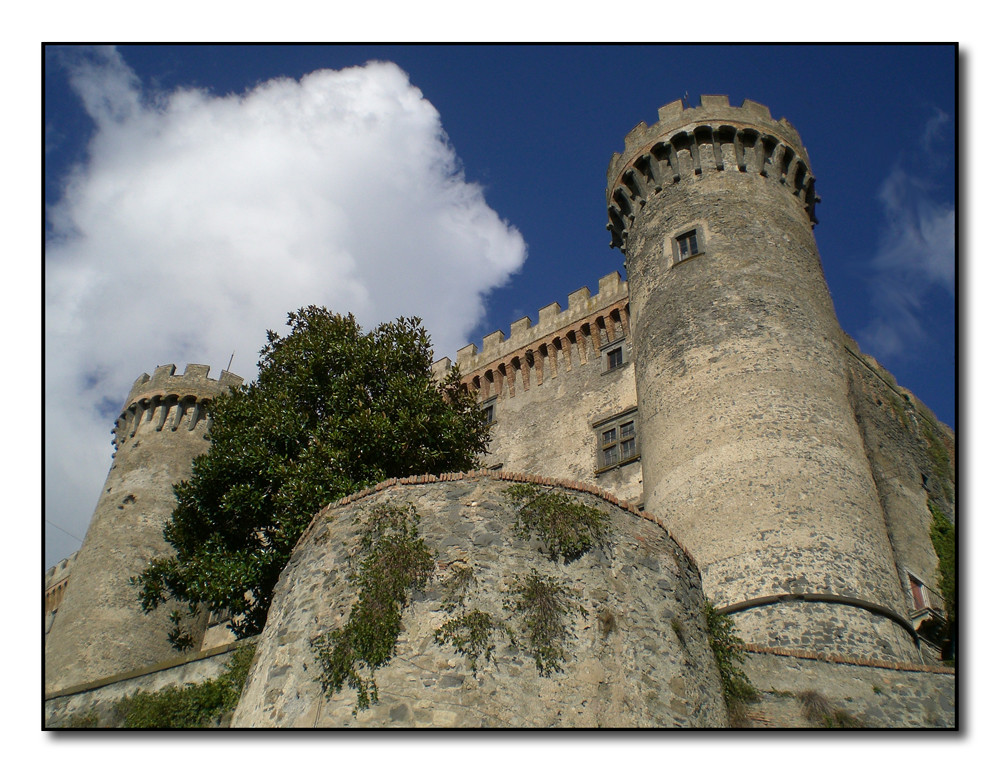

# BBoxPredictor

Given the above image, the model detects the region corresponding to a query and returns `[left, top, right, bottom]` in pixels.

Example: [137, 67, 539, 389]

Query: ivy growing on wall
[504, 483, 610, 561]
[112, 644, 256, 728]
[928, 502, 956, 662]
[704, 602, 757, 722]
[311, 503, 434, 712]
[507, 569, 577, 676]
[434, 486, 600, 679]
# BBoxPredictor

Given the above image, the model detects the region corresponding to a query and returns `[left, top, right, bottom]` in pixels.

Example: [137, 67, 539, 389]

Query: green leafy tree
[133, 307, 488, 639]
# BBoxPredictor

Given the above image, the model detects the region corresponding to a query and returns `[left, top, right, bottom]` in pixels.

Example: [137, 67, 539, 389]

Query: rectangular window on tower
[669, 225, 705, 266]
[677, 230, 699, 259]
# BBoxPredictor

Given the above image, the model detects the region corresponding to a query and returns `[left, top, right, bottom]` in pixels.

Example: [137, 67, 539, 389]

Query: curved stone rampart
[234, 473, 726, 728]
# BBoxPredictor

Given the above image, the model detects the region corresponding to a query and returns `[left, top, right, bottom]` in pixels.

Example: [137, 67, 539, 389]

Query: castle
[44, 97, 956, 728]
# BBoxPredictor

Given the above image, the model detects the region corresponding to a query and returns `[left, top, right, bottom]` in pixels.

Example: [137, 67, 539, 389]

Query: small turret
[45, 364, 242, 694]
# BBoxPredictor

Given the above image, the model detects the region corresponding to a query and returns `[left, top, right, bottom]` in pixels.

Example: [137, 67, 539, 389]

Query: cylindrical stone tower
[607, 96, 917, 661]
[45, 364, 242, 693]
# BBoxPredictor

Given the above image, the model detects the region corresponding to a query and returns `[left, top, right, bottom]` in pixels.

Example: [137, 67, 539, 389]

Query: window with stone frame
[908, 573, 929, 610]
[670, 225, 705, 265]
[602, 336, 627, 373]
[595, 410, 639, 471]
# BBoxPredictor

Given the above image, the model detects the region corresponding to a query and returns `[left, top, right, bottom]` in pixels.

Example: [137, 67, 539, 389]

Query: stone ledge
[44, 636, 259, 700]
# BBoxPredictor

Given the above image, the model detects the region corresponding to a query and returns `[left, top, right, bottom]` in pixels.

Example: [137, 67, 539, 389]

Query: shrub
[508, 569, 577, 676]
[434, 610, 510, 675]
[113, 644, 255, 728]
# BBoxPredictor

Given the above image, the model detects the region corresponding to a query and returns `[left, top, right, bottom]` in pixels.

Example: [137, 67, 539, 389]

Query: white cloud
[44, 47, 527, 567]
[859, 113, 954, 360]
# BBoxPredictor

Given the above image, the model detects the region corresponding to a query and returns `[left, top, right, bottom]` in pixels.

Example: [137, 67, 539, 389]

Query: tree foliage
[133, 307, 488, 639]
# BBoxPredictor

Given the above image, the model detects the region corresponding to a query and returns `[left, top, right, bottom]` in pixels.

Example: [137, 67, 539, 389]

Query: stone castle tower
[45, 97, 954, 728]
[45, 364, 242, 693]
[606, 96, 918, 661]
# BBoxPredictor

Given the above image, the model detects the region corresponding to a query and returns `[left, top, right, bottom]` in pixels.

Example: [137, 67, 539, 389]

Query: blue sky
[44, 44, 956, 568]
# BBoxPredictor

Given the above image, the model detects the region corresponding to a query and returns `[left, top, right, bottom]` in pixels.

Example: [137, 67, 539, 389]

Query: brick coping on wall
[742, 642, 955, 675]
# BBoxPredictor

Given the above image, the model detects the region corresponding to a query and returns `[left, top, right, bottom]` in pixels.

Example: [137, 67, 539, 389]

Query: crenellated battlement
[112, 364, 243, 450]
[124, 363, 243, 408]
[432, 271, 629, 398]
[606, 95, 818, 248]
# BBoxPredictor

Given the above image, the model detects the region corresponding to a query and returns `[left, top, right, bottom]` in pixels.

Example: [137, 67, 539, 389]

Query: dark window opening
[909, 574, 928, 610]
[597, 414, 639, 471]
[677, 230, 699, 260]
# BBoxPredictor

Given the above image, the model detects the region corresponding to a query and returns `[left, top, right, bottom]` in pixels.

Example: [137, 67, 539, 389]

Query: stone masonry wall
[44, 640, 255, 728]
[232, 473, 727, 728]
[845, 335, 956, 631]
[741, 648, 954, 728]
[433, 273, 642, 505]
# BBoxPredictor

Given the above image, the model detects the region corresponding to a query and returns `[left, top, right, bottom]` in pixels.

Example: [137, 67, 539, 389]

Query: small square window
[482, 402, 496, 425]
[676, 230, 699, 261]
[606, 347, 623, 371]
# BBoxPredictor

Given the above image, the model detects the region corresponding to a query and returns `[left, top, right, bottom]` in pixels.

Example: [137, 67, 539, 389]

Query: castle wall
[434, 273, 642, 504]
[45, 364, 242, 693]
[44, 639, 255, 728]
[608, 96, 917, 662]
[741, 649, 954, 728]
[44, 551, 76, 635]
[232, 473, 727, 728]
[844, 337, 955, 645]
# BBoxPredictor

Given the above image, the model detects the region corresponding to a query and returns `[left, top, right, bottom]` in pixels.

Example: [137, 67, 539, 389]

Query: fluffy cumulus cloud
[45, 47, 527, 566]
[860, 109, 955, 359]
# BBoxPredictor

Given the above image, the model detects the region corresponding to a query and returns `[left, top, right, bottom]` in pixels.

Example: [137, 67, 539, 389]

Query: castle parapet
[113, 364, 244, 450]
[606, 95, 818, 249]
[125, 363, 243, 408]
[439, 271, 628, 377]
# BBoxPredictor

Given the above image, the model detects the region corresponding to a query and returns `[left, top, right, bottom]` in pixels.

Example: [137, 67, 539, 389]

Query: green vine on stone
[504, 484, 610, 562]
[704, 602, 757, 719]
[507, 569, 577, 676]
[111, 644, 256, 728]
[311, 503, 434, 712]
[928, 502, 956, 662]
[434, 609, 511, 675]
